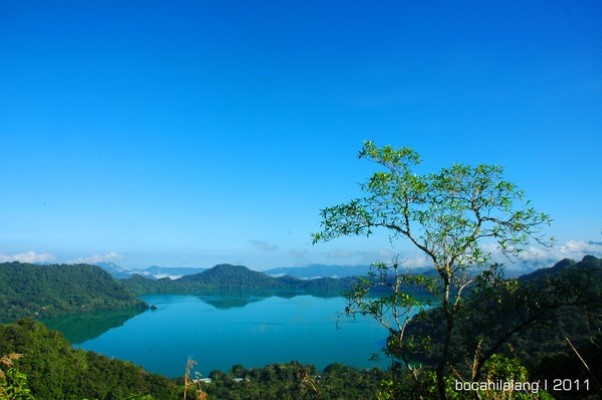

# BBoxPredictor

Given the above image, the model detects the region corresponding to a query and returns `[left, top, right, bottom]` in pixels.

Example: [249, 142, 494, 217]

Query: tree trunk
[436, 275, 454, 400]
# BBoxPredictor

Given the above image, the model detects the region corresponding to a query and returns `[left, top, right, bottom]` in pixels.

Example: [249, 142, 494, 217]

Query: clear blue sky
[1, 1, 601, 270]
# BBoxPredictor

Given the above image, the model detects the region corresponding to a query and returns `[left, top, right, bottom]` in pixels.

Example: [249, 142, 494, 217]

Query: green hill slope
[403, 255, 602, 397]
[181, 263, 285, 288]
[122, 263, 357, 295]
[0, 318, 179, 400]
[0, 262, 147, 322]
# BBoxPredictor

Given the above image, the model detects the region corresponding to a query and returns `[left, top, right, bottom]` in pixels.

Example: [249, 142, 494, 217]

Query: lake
[46, 294, 393, 378]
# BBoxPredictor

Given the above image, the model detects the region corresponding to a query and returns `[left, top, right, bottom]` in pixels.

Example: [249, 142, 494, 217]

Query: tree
[312, 141, 552, 400]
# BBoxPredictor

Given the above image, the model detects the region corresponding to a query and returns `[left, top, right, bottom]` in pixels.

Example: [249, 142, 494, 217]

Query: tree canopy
[313, 141, 554, 400]
[0, 262, 147, 323]
[313, 141, 552, 273]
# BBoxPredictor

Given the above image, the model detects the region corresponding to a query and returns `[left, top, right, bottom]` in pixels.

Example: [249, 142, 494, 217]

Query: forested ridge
[0, 262, 356, 323]
[405, 256, 602, 363]
[0, 262, 147, 322]
[0, 319, 179, 400]
[1, 257, 601, 399]
[121, 263, 358, 295]
[403, 255, 602, 399]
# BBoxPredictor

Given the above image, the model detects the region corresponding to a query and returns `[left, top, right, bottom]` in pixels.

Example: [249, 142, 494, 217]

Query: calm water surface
[67, 295, 391, 377]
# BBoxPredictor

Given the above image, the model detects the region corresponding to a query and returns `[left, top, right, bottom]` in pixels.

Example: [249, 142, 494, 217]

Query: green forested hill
[0, 262, 147, 322]
[0, 318, 179, 400]
[121, 263, 358, 295]
[2, 258, 601, 399]
[181, 264, 285, 288]
[404, 255, 602, 398]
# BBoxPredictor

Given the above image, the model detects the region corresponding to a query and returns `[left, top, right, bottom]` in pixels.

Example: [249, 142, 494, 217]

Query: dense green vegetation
[391, 255, 602, 399]
[121, 263, 358, 296]
[311, 142, 601, 399]
[195, 362, 386, 400]
[1, 256, 601, 398]
[0, 319, 180, 400]
[405, 256, 601, 364]
[1, 247, 600, 398]
[0, 263, 147, 323]
[1, 353, 35, 400]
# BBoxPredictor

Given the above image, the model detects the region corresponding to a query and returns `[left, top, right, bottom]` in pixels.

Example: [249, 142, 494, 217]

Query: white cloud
[68, 251, 123, 265]
[472, 239, 602, 272]
[153, 274, 183, 280]
[476, 239, 602, 263]
[521, 239, 602, 261]
[0, 251, 56, 264]
[313, 239, 602, 271]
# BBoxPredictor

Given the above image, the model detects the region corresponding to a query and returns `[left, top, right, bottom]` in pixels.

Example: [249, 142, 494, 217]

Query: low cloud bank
[0, 251, 56, 264]
[310, 239, 602, 273]
[521, 239, 602, 261]
[67, 252, 123, 265]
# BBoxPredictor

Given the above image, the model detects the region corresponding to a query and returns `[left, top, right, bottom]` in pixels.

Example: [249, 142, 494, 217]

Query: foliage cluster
[1, 353, 35, 400]
[404, 256, 601, 365]
[402, 256, 602, 399]
[0, 263, 147, 323]
[197, 361, 385, 400]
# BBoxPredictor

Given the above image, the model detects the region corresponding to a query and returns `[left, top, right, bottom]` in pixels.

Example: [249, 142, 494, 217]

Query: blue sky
[1, 1, 601, 270]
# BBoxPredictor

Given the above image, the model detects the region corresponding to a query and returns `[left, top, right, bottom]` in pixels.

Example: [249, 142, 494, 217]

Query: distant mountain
[138, 265, 206, 279]
[97, 259, 551, 281]
[94, 263, 206, 280]
[265, 264, 457, 279]
[264, 264, 372, 279]
[95, 262, 134, 279]
[0, 262, 147, 322]
[500, 257, 560, 277]
[122, 263, 358, 295]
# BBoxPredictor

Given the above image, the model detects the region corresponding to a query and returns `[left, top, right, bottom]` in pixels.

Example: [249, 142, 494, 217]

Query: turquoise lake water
[55, 294, 392, 378]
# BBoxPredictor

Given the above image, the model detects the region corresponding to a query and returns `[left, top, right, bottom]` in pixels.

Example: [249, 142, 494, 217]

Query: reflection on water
[197, 289, 341, 309]
[43, 308, 145, 344]
[198, 294, 268, 309]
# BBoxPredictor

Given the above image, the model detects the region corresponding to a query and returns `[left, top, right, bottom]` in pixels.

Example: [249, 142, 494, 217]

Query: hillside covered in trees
[0, 262, 147, 322]
[402, 255, 602, 399]
[0, 318, 179, 399]
[0, 262, 360, 323]
[1, 257, 601, 399]
[121, 263, 358, 295]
